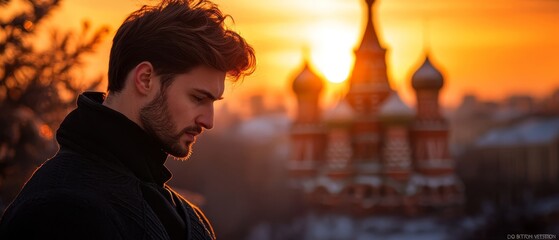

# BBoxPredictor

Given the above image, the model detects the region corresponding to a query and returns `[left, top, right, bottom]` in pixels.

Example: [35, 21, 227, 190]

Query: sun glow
[308, 20, 358, 84]
[33, 0, 559, 110]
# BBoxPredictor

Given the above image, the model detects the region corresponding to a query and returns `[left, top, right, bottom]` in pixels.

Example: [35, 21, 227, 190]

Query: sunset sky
[22, 0, 559, 114]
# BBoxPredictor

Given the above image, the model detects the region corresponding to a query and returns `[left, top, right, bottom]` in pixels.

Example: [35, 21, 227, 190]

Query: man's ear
[133, 61, 155, 95]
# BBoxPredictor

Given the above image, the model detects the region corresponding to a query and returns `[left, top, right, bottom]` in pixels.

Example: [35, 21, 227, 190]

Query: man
[0, 0, 255, 239]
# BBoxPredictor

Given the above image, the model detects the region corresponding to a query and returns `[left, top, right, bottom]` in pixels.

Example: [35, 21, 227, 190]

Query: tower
[311, 100, 356, 208]
[410, 55, 463, 208]
[287, 0, 463, 215]
[323, 100, 355, 179]
[289, 56, 327, 189]
[378, 92, 414, 183]
[378, 92, 416, 211]
[345, 0, 392, 174]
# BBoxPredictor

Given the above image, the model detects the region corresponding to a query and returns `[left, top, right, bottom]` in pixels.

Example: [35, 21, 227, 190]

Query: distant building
[448, 95, 501, 156]
[457, 115, 559, 209]
[288, 0, 463, 216]
[444, 86, 559, 235]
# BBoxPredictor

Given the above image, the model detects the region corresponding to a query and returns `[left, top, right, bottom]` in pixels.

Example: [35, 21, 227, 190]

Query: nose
[195, 105, 214, 130]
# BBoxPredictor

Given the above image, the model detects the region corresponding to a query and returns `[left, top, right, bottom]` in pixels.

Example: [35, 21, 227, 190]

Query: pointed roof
[346, 0, 391, 92]
[292, 56, 324, 94]
[323, 100, 355, 125]
[411, 55, 444, 90]
[378, 91, 414, 121]
[357, 0, 383, 52]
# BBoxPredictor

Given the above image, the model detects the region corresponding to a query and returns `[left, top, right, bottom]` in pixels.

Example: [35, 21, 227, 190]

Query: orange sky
[20, 0, 559, 114]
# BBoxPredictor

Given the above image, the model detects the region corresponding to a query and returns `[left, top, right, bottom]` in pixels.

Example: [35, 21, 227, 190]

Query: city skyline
[26, 0, 559, 112]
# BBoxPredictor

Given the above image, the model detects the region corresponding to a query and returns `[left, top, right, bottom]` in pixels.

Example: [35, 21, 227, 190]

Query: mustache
[183, 125, 203, 135]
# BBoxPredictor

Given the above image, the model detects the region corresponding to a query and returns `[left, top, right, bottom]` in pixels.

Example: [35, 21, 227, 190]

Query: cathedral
[288, 0, 463, 215]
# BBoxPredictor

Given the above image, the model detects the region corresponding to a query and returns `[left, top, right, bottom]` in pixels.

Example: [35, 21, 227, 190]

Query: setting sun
[31, 0, 559, 110]
[308, 20, 357, 84]
[3, 1, 559, 238]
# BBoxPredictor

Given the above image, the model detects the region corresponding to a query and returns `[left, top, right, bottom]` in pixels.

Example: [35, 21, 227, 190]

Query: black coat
[0, 92, 215, 240]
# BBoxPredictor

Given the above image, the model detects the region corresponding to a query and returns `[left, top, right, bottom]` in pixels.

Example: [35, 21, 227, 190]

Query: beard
[139, 90, 200, 161]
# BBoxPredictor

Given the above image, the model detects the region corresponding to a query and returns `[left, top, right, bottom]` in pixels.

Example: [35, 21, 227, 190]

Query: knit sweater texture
[0, 92, 215, 240]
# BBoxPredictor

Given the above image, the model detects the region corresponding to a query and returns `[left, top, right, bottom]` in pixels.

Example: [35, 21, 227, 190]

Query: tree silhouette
[0, 0, 109, 211]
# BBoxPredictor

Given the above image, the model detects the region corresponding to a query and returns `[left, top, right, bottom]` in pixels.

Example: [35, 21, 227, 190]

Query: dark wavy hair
[107, 0, 256, 92]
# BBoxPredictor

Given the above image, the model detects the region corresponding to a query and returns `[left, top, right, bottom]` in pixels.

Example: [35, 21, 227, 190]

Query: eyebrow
[193, 88, 223, 101]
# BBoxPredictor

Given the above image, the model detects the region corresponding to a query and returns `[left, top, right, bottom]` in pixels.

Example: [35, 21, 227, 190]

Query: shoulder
[24, 148, 140, 196]
[0, 189, 121, 239]
[0, 150, 145, 239]
[166, 186, 216, 239]
[167, 187, 208, 218]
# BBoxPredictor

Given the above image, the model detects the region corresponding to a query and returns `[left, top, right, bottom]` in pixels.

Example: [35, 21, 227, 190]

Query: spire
[411, 15, 443, 90]
[346, 0, 391, 114]
[302, 44, 311, 66]
[357, 0, 383, 52]
[422, 16, 431, 55]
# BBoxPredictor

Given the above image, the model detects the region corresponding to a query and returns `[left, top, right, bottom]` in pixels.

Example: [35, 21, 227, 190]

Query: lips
[183, 126, 202, 142]
[184, 132, 197, 141]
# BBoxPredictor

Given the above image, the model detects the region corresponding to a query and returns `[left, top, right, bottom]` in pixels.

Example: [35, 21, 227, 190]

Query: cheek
[166, 95, 196, 126]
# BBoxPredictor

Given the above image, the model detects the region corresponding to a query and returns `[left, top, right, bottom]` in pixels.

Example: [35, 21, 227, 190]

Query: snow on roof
[246, 212, 492, 240]
[378, 91, 414, 119]
[315, 175, 350, 194]
[475, 117, 559, 147]
[355, 175, 383, 187]
[237, 114, 290, 143]
[290, 214, 452, 240]
[323, 100, 355, 124]
[410, 174, 460, 188]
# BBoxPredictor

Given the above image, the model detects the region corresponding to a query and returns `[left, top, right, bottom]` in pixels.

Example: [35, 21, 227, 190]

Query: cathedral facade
[288, 0, 463, 215]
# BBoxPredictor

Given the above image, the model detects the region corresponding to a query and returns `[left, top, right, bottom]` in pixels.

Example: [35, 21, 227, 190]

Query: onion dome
[323, 100, 355, 127]
[378, 92, 414, 123]
[411, 56, 444, 90]
[292, 61, 324, 94]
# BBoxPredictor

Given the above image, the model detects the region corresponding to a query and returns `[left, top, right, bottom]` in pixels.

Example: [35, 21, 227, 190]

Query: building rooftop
[476, 116, 559, 147]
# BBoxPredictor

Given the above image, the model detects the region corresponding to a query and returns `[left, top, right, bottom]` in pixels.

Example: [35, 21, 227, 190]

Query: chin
[170, 154, 191, 162]
[168, 145, 193, 161]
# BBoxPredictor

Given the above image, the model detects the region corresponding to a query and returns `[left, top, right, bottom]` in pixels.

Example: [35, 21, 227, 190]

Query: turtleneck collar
[56, 92, 171, 185]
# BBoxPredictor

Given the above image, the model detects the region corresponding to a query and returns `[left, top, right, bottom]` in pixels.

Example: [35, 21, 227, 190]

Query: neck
[103, 91, 143, 129]
[57, 92, 171, 185]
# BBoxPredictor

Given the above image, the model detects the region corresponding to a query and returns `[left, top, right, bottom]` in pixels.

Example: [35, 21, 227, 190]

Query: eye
[191, 95, 208, 104]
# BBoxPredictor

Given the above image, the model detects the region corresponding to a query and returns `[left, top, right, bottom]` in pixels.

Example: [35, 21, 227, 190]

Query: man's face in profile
[140, 65, 225, 160]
